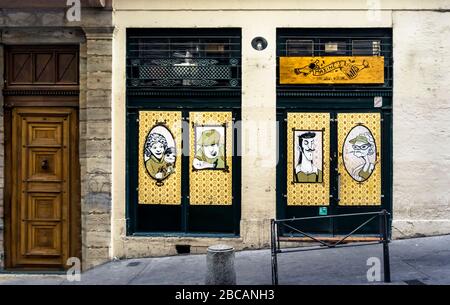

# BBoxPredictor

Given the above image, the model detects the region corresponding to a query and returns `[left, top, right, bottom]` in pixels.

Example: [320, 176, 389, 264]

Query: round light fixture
[251, 37, 268, 51]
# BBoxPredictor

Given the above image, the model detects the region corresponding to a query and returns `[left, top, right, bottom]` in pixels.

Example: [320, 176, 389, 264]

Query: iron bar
[278, 241, 383, 254]
[382, 210, 391, 283]
[270, 210, 391, 285]
[275, 211, 386, 223]
[333, 215, 378, 246]
[281, 223, 330, 247]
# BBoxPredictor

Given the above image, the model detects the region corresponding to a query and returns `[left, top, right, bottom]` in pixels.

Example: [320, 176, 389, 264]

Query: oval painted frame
[143, 123, 177, 184]
[342, 124, 377, 182]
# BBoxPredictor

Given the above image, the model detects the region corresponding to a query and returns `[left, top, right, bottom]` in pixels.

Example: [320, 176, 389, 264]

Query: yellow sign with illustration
[279, 56, 384, 84]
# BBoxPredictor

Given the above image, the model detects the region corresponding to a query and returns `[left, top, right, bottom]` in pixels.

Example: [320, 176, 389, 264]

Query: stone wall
[81, 28, 114, 270]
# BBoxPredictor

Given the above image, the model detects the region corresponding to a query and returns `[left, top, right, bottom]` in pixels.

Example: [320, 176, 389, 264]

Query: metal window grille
[126, 29, 241, 91]
[352, 40, 381, 56]
[286, 40, 314, 56]
[277, 29, 393, 96]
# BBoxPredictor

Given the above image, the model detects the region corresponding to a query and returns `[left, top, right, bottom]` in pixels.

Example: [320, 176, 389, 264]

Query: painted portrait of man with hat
[193, 127, 226, 170]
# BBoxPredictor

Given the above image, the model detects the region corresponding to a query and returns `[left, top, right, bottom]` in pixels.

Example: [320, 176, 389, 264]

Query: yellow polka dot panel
[337, 113, 381, 206]
[189, 111, 233, 205]
[287, 113, 330, 206]
[138, 111, 182, 205]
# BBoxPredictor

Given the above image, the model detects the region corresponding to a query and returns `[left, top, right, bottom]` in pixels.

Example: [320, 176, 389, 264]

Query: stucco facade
[111, 0, 450, 260]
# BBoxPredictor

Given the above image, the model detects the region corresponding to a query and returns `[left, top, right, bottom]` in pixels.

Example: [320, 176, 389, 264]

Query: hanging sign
[279, 56, 384, 84]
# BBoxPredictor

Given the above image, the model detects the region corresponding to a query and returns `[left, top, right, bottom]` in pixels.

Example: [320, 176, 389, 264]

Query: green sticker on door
[319, 207, 328, 216]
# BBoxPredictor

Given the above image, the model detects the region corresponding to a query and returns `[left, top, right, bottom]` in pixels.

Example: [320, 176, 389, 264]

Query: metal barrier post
[271, 219, 279, 285]
[381, 210, 391, 283]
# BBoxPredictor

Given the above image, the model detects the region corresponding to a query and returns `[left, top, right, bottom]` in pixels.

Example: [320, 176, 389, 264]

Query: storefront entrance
[126, 106, 241, 235]
[276, 102, 392, 235]
[125, 29, 242, 236]
[276, 28, 393, 236]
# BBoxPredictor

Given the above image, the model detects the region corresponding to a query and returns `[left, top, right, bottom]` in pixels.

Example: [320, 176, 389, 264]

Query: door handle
[337, 172, 341, 203]
[41, 159, 49, 170]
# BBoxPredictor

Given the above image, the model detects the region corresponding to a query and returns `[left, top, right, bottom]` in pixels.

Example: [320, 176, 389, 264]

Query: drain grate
[404, 279, 427, 285]
[176, 245, 191, 254]
[127, 262, 141, 267]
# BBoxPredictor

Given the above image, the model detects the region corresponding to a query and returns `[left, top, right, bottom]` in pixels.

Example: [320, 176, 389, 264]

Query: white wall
[392, 11, 450, 237]
[112, 0, 450, 258]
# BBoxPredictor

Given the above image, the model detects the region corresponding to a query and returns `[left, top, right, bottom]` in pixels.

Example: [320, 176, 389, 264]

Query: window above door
[126, 28, 242, 97]
[277, 28, 393, 97]
[4, 45, 79, 94]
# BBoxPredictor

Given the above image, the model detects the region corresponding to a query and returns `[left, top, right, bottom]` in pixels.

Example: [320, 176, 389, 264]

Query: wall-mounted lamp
[251, 37, 268, 51]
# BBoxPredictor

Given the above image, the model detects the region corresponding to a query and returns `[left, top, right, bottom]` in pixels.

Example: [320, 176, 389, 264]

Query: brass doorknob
[41, 159, 49, 170]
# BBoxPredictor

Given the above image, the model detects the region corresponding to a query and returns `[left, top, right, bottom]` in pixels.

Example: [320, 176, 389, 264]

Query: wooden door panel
[27, 148, 63, 181]
[9, 107, 75, 269]
[6, 46, 79, 88]
[11, 53, 32, 84]
[26, 182, 63, 193]
[35, 53, 56, 84]
[26, 223, 62, 256]
[57, 53, 78, 84]
[28, 194, 62, 221]
[27, 122, 63, 146]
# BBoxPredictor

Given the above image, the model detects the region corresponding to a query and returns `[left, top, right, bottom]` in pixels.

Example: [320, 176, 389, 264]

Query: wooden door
[7, 107, 79, 269]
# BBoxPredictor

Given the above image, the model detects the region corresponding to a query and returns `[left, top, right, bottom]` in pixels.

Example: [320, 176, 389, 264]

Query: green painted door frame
[126, 98, 241, 236]
[276, 97, 393, 236]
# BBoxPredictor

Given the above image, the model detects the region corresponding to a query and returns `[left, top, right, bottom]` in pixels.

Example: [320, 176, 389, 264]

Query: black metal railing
[271, 210, 391, 285]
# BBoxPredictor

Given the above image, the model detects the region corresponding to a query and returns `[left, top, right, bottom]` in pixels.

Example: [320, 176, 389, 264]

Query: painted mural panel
[144, 124, 177, 182]
[293, 130, 324, 183]
[342, 125, 377, 182]
[138, 111, 182, 205]
[189, 112, 233, 205]
[279, 56, 384, 84]
[287, 113, 330, 206]
[193, 125, 227, 170]
[338, 113, 381, 206]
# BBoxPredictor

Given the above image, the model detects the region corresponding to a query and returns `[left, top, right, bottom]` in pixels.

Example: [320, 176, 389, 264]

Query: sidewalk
[1, 235, 449, 285]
